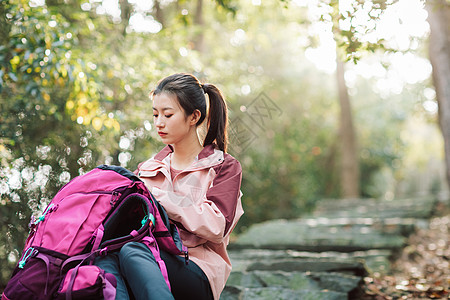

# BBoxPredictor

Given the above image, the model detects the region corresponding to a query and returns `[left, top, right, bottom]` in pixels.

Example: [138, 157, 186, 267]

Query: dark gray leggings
[95, 242, 213, 300]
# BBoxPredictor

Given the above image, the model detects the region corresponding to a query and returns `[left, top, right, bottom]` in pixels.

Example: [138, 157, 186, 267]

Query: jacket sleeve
[151, 157, 242, 245]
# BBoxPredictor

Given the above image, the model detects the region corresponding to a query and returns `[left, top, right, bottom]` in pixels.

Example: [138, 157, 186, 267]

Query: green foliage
[0, 1, 94, 285]
[0, 0, 158, 287]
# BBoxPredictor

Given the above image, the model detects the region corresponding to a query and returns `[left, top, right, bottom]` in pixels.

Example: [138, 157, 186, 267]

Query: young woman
[96, 73, 243, 300]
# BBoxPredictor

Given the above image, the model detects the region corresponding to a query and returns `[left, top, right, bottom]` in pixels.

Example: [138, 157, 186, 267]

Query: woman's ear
[190, 109, 202, 126]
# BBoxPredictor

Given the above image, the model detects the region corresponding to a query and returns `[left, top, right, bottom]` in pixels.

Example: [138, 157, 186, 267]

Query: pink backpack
[2, 165, 187, 300]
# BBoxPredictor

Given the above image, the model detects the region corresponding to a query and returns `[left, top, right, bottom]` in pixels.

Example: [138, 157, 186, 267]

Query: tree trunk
[336, 57, 360, 198]
[119, 0, 132, 36]
[193, 0, 205, 52]
[426, 0, 450, 191]
[0, 3, 11, 46]
[154, 0, 165, 28]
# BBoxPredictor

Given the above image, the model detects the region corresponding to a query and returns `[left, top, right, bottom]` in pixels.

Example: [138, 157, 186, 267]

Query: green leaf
[8, 72, 18, 82]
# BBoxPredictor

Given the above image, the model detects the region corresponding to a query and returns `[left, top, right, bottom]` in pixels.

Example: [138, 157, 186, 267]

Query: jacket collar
[154, 144, 217, 162]
[145, 144, 223, 172]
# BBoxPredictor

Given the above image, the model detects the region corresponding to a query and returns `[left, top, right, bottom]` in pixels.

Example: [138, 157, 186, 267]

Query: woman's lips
[158, 131, 167, 137]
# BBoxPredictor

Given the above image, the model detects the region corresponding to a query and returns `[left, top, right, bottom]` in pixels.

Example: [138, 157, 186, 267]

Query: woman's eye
[153, 114, 158, 118]
[165, 114, 173, 118]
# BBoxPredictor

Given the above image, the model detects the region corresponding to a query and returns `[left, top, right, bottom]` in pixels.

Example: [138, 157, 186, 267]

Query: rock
[226, 270, 361, 294]
[226, 271, 317, 290]
[306, 272, 362, 293]
[246, 259, 367, 276]
[294, 217, 423, 237]
[220, 286, 347, 300]
[232, 219, 406, 252]
[228, 248, 392, 274]
[313, 197, 436, 219]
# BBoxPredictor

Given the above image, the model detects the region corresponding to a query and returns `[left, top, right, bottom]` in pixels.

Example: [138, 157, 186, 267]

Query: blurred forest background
[0, 0, 449, 289]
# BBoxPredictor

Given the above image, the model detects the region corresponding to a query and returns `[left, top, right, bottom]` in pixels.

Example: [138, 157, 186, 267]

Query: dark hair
[152, 73, 229, 152]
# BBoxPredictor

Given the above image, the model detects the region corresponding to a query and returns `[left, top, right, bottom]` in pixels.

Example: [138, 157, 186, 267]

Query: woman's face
[152, 92, 197, 145]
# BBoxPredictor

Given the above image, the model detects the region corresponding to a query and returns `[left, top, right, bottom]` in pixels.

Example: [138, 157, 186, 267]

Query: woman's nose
[154, 117, 164, 128]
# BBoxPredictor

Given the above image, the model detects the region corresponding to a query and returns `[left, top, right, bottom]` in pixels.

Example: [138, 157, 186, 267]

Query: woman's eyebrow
[152, 107, 174, 111]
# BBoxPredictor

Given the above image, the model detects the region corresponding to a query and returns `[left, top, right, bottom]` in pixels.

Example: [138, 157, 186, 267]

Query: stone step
[245, 259, 367, 276]
[220, 286, 348, 300]
[243, 217, 424, 236]
[223, 197, 436, 299]
[228, 249, 392, 274]
[313, 197, 436, 219]
[225, 270, 362, 293]
[229, 249, 367, 275]
[232, 219, 407, 252]
[223, 249, 381, 299]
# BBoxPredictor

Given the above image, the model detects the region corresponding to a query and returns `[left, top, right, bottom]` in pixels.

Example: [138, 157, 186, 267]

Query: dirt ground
[360, 205, 449, 299]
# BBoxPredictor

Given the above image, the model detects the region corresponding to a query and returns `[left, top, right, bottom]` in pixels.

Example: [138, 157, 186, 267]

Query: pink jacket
[135, 144, 244, 299]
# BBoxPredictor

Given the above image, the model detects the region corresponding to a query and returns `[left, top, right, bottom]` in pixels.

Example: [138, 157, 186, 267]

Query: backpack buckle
[99, 247, 108, 256]
[110, 191, 120, 206]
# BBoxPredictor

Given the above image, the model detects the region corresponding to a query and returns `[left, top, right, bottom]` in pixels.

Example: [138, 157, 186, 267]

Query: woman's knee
[119, 242, 156, 266]
[120, 241, 144, 254]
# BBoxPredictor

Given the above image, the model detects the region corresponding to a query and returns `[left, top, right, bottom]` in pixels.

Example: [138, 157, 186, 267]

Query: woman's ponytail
[202, 83, 228, 152]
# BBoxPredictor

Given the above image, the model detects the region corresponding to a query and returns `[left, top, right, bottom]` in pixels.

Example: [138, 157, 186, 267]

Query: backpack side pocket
[57, 265, 117, 300]
[2, 248, 67, 300]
